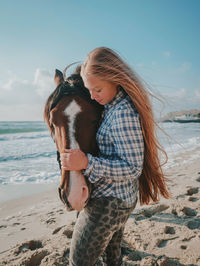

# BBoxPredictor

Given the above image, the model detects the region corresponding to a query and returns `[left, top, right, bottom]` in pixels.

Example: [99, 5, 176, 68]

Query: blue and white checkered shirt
[84, 88, 144, 205]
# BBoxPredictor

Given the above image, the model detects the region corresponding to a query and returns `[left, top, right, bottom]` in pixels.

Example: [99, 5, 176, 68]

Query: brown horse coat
[44, 67, 103, 211]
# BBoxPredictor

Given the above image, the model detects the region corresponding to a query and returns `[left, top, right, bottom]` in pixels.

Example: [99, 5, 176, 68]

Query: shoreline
[0, 149, 200, 265]
[0, 182, 58, 204]
[1, 145, 199, 205]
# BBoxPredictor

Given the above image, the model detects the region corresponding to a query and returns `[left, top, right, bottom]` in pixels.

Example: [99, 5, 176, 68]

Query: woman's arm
[84, 107, 144, 183]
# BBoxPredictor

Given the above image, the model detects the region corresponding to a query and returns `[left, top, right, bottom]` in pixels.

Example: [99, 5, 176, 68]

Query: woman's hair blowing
[81, 47, 169, 205]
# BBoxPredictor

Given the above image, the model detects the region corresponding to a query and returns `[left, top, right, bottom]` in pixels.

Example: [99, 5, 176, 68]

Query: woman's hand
[60, 149, 88, 171]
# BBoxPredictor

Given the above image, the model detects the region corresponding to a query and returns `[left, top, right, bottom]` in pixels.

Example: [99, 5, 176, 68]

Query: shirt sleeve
[83, 107, 144, 183]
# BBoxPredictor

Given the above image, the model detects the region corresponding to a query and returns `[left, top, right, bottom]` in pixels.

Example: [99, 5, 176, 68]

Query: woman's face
[81, 72, 118, 105]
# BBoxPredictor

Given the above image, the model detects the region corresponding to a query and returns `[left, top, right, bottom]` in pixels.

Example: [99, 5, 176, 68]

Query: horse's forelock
[44, 72, 103, 140]
[50, 74, 89, 111]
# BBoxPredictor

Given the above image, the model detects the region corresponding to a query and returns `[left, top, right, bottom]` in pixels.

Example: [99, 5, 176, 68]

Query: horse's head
[44, 66, 103, 211]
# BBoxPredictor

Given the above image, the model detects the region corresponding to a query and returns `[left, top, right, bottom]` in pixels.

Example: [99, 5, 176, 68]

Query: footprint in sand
[63, 228, 73, 238]
[47, 211, 55, 216]
[52, 225, 65, 235]
[182, 235, 195, 242]
[0, 225, 7, 229]
[171, 208, 178, 216]
[142, 204, 169, 217]
[182, 207, 197, 217]
[12, 222, 20, 226]
[164, 226, 175, 235]
[127, 251, 142, 262]
[186, 187, 199, 195]
[14, 240, 43, 255]
[188, 196, 198, 202]
[11, 240, 50, 266]
[157, 256, 181, 266]
[187, 219, 200, 230]
[5, 215, 15, 221]
[56, 208, 64, 214]
[156, 239, 168, 248]
[139, 256, 158, 266]
[180, 245, 187, 250]
[21, 250, 49, 266]
[196, 176, 200, 182]
[45, 218, 56, 224]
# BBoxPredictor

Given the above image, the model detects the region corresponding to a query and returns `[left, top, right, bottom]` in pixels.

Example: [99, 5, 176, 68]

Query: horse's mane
[44, 65, 102, 135]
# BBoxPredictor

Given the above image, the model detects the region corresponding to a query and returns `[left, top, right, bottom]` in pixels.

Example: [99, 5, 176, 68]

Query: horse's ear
[55, 69, 64, 84]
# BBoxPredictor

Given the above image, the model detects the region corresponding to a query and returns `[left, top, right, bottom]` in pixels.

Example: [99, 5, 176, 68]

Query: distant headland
[160, 110, 200, 123]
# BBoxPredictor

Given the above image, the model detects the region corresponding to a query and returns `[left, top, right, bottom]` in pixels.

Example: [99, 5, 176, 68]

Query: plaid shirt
[84, 88, 144, 205]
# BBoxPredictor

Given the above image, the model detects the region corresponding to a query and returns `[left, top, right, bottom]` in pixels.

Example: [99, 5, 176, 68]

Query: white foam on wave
[158, 122, 200, 156]
[165, 136, 200, 156]
[1, 166, 60, 185]
[164, 145, 200, 169]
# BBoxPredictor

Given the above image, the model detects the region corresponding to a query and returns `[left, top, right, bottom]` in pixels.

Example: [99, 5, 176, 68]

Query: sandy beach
[0, 148, 200, 266]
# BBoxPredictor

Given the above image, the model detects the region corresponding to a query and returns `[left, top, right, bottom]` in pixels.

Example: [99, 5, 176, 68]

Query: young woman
[60, 47, 169, 266]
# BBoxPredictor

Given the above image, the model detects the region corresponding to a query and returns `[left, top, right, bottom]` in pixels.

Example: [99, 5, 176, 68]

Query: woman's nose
[90, 91, 96, 100]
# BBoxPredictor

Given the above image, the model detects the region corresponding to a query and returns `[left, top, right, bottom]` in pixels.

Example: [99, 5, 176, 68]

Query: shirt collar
[104, 87, 126, 112]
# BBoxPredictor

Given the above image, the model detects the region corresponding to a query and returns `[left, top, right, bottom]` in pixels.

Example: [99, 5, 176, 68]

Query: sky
[0, 0, 199, 121]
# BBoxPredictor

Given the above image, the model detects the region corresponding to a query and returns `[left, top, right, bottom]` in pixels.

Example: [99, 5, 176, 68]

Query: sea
[0, 121, 200, 203]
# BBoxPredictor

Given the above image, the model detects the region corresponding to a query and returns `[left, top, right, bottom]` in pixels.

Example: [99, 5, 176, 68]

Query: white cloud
[136, 63, 144, 68]
[34, 69, 54, 99]
[177, 62, 191, 72]
[0, 69, 55, 120]
[194, 89, 200, 99]
[2, 77, 16, 90]
[0, 104, 44, 121]
[173, 88, 187, 98]
[163, 51, 170, 57]
[161, 87, 200, 113]
[0, 67, 199, 120]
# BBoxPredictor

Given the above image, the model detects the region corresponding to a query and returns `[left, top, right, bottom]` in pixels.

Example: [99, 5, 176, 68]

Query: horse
[44, 66, 103, 211]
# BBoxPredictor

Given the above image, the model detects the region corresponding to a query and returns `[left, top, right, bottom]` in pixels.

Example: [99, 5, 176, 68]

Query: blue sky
[0, 0, 199, 120]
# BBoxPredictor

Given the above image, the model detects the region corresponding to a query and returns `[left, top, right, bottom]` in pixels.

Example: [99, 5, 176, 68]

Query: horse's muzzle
[58, 178, 92, 212]
[58, 186, 73, 211]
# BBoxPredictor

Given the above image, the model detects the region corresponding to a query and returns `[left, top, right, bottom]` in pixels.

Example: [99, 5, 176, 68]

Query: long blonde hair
[81, 47, 169, 205]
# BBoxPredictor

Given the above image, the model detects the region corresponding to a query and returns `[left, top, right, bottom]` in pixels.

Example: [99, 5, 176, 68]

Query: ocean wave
[164, 146, 200, 169]
[0, 133, 49, 142]
[0, 151, 56, 162]
[165, 136, 200, 156]
[0, 171, 60, 185]
[0, 127, 47, 135]
[0, 121, 48, 135]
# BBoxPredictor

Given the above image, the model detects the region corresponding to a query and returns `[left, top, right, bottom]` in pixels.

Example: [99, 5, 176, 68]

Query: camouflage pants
[69, 197, 136, 266]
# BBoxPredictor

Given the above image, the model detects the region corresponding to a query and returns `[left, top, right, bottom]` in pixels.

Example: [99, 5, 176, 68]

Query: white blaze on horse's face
[64, 99, 82, 149]
[63, 99, 88, 211]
